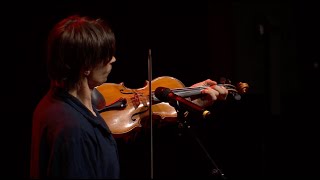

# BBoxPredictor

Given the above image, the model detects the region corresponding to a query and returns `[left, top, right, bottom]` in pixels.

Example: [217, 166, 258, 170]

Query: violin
[94, 76, 248, 136]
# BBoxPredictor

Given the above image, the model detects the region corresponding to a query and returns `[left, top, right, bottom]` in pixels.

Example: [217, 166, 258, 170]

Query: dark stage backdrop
[2, 0, 319, 178]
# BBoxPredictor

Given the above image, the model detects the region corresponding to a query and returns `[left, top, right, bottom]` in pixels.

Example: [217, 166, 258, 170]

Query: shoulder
[35, 94, 80, 121]
[33, 94, 87, 138]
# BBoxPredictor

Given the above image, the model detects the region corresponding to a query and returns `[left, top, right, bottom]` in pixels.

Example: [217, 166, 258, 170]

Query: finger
[216, 85, 228, 94]
[191, 79, 216, 88]
[202, 88, 219, 100]
[203, 79, 217, 86]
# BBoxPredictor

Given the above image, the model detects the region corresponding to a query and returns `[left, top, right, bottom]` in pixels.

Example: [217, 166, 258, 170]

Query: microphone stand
[169, 100, 227, 179]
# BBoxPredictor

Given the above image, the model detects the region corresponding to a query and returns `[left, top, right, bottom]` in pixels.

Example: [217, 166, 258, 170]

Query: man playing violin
[29, 15, 228, 179]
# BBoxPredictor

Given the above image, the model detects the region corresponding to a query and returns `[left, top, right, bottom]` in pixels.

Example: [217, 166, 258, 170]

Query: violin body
[96, 76, 185, 135]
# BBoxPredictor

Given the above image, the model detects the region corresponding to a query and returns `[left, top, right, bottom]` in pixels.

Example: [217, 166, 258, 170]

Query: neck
[68, 79, 96, 116]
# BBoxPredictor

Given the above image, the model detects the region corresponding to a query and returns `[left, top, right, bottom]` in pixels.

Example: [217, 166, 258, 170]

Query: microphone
[154, 87, 212, 119]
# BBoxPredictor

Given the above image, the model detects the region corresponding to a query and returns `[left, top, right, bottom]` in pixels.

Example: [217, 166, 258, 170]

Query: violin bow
[147, 49, 154, 178]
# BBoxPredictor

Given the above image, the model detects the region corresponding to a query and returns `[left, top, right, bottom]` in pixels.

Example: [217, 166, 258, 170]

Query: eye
[103, 59, 110, 65]
[103, 56, 116, 65]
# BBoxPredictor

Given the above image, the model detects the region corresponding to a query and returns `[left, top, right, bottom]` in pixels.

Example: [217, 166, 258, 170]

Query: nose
[110, 56, 116, 63]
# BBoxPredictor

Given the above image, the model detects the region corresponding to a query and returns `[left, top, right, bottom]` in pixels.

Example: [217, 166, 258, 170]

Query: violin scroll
[218, 78, 249, 100]
[237, 82, 249, 94]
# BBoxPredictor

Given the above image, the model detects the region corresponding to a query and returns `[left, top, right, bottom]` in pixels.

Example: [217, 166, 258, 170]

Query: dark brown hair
[47, 15, 115, 89]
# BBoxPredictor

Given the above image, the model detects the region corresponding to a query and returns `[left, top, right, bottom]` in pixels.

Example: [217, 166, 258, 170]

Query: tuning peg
[219, 77, 226, 84]
[219, 77, 231, 84]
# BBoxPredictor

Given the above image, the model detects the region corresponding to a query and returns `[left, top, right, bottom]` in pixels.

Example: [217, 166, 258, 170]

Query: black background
[1, 0, 319, 178]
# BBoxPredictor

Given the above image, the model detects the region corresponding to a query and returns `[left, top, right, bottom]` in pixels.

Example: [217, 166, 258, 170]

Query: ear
[84, 70, 91, 76]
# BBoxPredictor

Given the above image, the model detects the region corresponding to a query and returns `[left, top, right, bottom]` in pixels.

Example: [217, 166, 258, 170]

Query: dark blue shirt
[30, 87, 120, 178]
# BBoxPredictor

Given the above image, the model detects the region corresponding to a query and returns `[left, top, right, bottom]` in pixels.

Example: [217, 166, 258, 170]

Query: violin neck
[151, 83, 238, 103]
[171, 87, 205, 98]
[152, 86, 205, 103]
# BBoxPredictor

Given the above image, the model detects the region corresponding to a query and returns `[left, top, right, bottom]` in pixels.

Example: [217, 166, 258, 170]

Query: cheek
[94, 63, 112, 78]
[105, 64, 112, 74]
